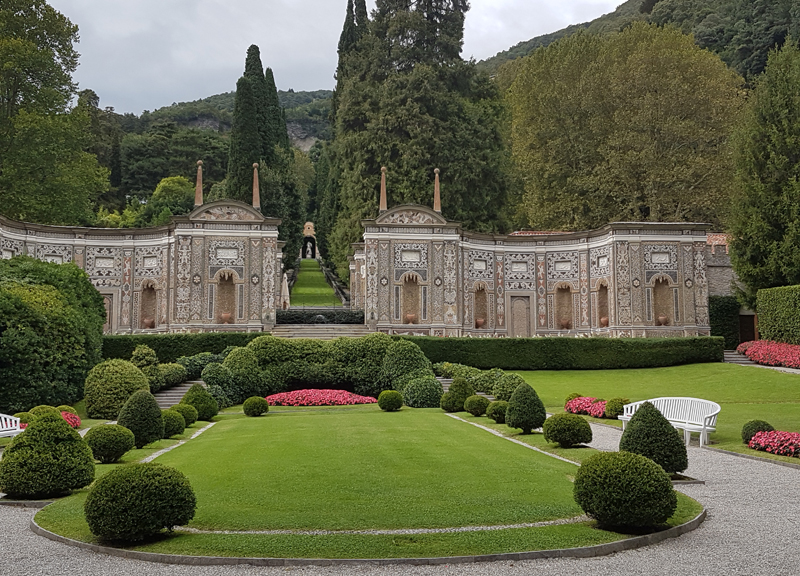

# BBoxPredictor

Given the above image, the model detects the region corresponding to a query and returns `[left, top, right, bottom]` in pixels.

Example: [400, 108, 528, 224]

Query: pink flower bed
[565, 397, 608, 419]
[61, 411, 81, 429]
[266, 389, 378, 407]
[749, 430, 800, 457]
[737, 340, 800, 369]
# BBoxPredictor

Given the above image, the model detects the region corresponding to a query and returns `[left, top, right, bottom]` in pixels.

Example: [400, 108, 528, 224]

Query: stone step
[154, 381, 203, 409]
[270, 325, 374, 340]
[437, 377, 495, 402]
[723, 350, 757, 366]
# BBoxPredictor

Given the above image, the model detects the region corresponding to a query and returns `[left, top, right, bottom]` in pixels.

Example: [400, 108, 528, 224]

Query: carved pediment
[188, 201, 264, 222]
[375, 205, 447, 226]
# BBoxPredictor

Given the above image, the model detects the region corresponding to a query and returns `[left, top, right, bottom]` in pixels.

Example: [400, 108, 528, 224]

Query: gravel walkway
[2, 422, 798, 576]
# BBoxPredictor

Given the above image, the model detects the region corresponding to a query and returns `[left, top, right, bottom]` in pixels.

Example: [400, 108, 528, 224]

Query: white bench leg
[684, 429, 691, 447]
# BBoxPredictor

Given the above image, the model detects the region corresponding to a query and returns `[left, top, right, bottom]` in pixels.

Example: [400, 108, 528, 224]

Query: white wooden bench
[0, 413, 23, 438]
[619, 397, 721, 448]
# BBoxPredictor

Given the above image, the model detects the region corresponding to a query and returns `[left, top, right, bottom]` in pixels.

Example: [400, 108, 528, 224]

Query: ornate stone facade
[352, 205, 712, 337]
[0, 201, 283, 334]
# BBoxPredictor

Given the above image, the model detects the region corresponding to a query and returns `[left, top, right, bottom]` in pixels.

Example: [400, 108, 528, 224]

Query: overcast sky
[48, 0, 622, 115]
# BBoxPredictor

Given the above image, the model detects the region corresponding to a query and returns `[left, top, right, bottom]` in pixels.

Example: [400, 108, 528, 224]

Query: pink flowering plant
[736, 340, 800, 369]
[61, 411, 81, 429]
[266, 389, 378, 407]
[565, 397, 608, 419]
[748, 430, 800, 457]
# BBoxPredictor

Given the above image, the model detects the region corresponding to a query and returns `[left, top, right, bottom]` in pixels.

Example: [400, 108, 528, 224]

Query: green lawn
[290, 259, 342, 307]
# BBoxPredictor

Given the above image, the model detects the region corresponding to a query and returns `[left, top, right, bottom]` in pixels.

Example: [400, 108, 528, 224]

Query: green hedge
[397, 336, 724, 370]
[103, 333, 263, 363]
[275, 309, 365, 324]
[709, 296, 741, 349]
[757, 285, 800, 345]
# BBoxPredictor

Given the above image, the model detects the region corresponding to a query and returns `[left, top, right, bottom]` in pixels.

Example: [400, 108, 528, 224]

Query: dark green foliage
[377, 390, 403, 412]
[83, 424, 135, 464]
[709, 296, 741, 349]
[381, 339, 434, 393]
[103, 331, 262, 364]
[130, 344, 158, 369]
[464, 395, 490, 417]
[243, 396, 269, 417]
[402, 376, 444, 408]
[140, 365, 165, 394]
[158, 363, 188, 389]
[57, 405, 77, 415]
[201, 362, 237, 404]
[741, 420, 775, 444]
[493, 373, 527, 402]
[443, 378, 475, 413]
[506, 383, 546, 434]
[206, 385, 232, 410]
[275, 309, 365, 324]
[226, 75, 261, 203]
[756, 285, 800, 345]
[0, 416, 94, 498]
[398, 336, 724, 370]
[487, 401, 509, 424]
[117, 391, 164, 449]
[565, 392, 583, 406]
[573, 451, 677, 528]
[161, 409, 186, 438]
[604, 398, 630, 419]
[543, 414, 593, 448]
[13, 412, 32, 424]
[619, 402, 688, 474]
[171, 403, 198, 427]
[29, 405, 61, 419]
[83, 359, 150, 420]
[467, 368, 504, 394]
[439, 392, 460, 413]
[222, 347, 262, 404]
[84, 463, 196, 542]
[434, 362, 482, 380]
[0, 257, 105, 413]
[181, 384, 218, 421]
[244, 45, 272, 161]
[177, 352, 219, 381]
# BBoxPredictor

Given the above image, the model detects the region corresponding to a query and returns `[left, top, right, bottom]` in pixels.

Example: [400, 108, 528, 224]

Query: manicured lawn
[290, 259, 342, 307]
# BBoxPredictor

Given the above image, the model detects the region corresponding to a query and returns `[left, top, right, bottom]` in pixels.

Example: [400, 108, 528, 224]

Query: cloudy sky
[48, 0, 622, 114]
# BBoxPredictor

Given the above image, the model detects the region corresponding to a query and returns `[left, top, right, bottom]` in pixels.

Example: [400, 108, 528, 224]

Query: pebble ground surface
[2, 422, 798, 576]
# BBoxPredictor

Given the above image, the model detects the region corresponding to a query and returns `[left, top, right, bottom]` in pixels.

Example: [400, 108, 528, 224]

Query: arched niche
[597, 283, 609, 328]
[401, 273, 420, 324]
[474, 283, 488, 329]
[556, 284, 573, 330]
[653, 277, 672, 326]
[302, 236, 316, 259]
[215, 270, 238, 324]
[140, 281, 157, 329]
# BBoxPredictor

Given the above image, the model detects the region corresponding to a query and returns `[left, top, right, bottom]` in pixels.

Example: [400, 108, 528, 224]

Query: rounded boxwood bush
[604, 397, 629, 419]
[13, 412, 33, 425]
[543, 413, 593, 447]
[206, 384, 232, 410]
[84, 359, 150, 420]
[493, 373, 527, 402]
[486, 400, 509, 424]
[57, 405, 78, 416]
[565, 392, 583, 406]
[29, 405, 61, 419]
[201, 362, 235, 392]
[222, 347, 262, 403]
[162, 409, 186, 438]
[468, 368, 504, 394]
[378, 390, 403, 412]
[619, 402, 688, 474]
[171, 403, 198, 427]
[402, 376, 444, 408]
[439, 391, 460, 413]
[140, 364, 165, 394]
[84, 424, 135, 464]
[574, 451, 677, 528]
[243, 396, 269, 417]
[130, 344, 158, 369]
[464, 395, 490, 417]
[506, 383, 546, 434]
[117, 391, 164, 449]
[444, 377, 475, 412]
[84, 463, 196, 542]
[158, 363, 188, 389]
[380, 340, 433, 393]
[0, 416, 94, 498]
[176, 352, 217, 381]
[742, 420, 774, 444]
[180, 383, 218, 421]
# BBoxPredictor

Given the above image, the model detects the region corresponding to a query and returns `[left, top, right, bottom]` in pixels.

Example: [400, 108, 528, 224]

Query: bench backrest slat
[622, 397, 720, 427]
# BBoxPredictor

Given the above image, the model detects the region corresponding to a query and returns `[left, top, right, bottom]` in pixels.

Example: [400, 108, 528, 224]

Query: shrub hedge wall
[103, 333, 262, 363]
[709, 296, 741, 349]
[757, 285, 800, 345]
[398, 336, 723, 370]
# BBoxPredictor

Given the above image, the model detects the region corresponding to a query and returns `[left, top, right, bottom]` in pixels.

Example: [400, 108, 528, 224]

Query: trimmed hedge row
[276, 309, 365, 325]
[103, 333, 263, 363]
[757, 285, 800, 345]
[399, 336, 724, 370]
[709, 295, 741, 349]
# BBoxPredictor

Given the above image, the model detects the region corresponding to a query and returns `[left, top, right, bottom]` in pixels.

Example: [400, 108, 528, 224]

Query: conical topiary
[117, 391, 165, 449]
[619, 402, 688, 474]
[505, 383, 546, 434]
[180, 383, 219, 421]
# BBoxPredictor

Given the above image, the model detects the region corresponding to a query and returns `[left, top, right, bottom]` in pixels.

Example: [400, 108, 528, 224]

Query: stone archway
[215, 270, 237, 324]
[302, 236, 316, 259]
[140, 281, 157, 329]
[401, 273, 421, 324]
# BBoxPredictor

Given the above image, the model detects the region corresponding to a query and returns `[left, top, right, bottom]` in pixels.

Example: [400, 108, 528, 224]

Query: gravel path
[2, 422, 798, 576]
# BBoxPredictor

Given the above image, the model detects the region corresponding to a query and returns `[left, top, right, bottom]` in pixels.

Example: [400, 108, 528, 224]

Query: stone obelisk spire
[194, 160, 204, 207]
[252, 163, 261, 211]
[379, 166, 388, 212]
[433, 168, 441, 213]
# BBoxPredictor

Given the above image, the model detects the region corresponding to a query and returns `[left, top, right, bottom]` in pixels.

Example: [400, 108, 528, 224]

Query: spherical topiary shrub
[0, 416, 94, 498]
[439, 392, 460, 412]
[84, 424, 135, 464]
[158, 363, 188, 389]
[543, 413, 593, 447]
[222, 347, 262, 404]
[380, 339, 433, 393]
[180, 383, 218, 421]
[130, 344, 158, 369]
[171, 403, 198, 427]
[84, 359, 150, 420]
[243, 396, 269, 417]
[13, 412, 32, 425]
[506, 383, 546, 434]
[441, 377, 475, 413]
[162, 409, 186, 438]
[206, 384, 232, 410]
[201, 362, 235, 398]
[574, 451, 677, 528]
[741, 420, 775, 444]
[378, 390, 404, 412]
[57, 405, 78, 416]
[564, 392, 583, 406]
[619, 402, 688, 475]
[486, 400, 509, 424]
[29, 405, 61, 419]
[604, 397, 629, 419]
[140, 364, 165, 394]
[84, 463, 196, 542]
[117, 391, 164, 449]
[493, 373, 527, 402]
[402, 376, 444, 408]
[464, 395, 490, 417]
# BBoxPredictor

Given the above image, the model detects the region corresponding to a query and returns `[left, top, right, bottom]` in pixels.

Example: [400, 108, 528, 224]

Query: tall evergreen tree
[339, 0, 358, 55]
[264, 68, 289, 152]
[226, 76, 261, 204]
[354, 0, 369, 34]
[244, 45, 272, 162]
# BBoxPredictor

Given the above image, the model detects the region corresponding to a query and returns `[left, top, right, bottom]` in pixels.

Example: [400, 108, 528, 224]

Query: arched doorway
[215, 270, 237, 324]
[653, 277, 671, 325]
[597, 283, 609, 328]
[474, 284, 488, 329]
[556, 284, 573, 330]
[402, 273, 420, 324]
[140, 282, 157, 329]
[302, 236, 316, 259]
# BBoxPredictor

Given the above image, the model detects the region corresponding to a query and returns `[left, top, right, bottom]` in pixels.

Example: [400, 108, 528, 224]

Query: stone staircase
[269, 324, 374, 340]
[723, 350, 757, 366]
[438, 377, 495, 402]
[154, 381, 202, 409]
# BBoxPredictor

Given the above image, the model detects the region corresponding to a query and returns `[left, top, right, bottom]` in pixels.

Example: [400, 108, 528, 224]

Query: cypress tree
[339, 0, 358, 55]
[264, 68, 288, 153]
[355, 0, 369, 34]
[226, 76, 261, 204]
[244, 45, 271, 162]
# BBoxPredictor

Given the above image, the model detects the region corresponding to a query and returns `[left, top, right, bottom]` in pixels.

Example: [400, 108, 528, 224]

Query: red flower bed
[565, 397, 608, 419]
[266, 389, 378, 407]
[737, 340, 800, 369]
[61, 411, 81, 429]
[749, 430, 800, 457]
